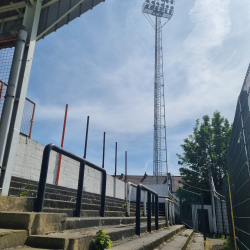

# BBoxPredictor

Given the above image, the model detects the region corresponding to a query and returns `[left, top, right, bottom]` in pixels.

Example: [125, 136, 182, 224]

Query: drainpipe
[0, 26, 27, 182]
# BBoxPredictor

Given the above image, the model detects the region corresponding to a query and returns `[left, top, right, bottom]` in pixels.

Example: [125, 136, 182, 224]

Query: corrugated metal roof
[0, 0, 105, 47]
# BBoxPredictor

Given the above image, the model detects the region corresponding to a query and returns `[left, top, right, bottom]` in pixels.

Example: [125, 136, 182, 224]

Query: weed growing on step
[223, 236, 234, 250]
[90, 230, 112, 250]
[106, 207, 109, 211]
[164, 227, 170, 230]
[83, 186, 86, 192]
[122, 203, 127, 209]
[20, 185, 32, 197]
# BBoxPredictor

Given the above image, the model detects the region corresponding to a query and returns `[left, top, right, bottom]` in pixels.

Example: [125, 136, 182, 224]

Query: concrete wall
[12, 135, 126, 200]
[129, 184, 169, 203]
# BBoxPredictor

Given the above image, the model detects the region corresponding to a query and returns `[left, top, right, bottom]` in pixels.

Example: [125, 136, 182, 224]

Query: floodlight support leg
[0, 0, 42, 196]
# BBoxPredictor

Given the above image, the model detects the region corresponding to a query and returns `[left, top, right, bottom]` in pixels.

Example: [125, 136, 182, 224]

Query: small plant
[106, 207, 109, 211]
[90, 230, 112, 250]
[84, 213, 88, 218]
[140, 210, 143, 216]
[223, 236, 234, 250]
[164, 227, 170, 230]
[122, 203, 127, 209]
[213, 235, 216, 239]
[20, 185, 31, 197]
[83, 186, 86, 192]
[221, 235, 225, 240]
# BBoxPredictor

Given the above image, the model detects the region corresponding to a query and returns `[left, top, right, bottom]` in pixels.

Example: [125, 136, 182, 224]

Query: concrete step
[111, 224, 185, 249]
[65, 216, 166, 230]
[5, 248, 62, 250]
[43, 207, 125, 217]
[26, 221, 168, 250]
[0, 229, 28, 249]
[155, 229, 194, 250]
[189, 233, 204, 250]
[9, 187, 137, 210]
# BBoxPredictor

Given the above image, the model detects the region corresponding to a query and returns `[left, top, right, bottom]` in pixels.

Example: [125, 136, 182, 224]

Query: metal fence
[0, 41, 36, 138]
[226, 63, 250, 250]
[179, 188, 206, 239]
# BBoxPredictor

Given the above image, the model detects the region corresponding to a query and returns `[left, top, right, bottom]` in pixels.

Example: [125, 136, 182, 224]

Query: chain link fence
[0, 41, 36, 138]
[225, 63, 250, 250]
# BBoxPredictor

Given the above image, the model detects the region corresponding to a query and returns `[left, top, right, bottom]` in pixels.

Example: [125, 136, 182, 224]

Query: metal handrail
[35, 143, 107, 217]
[136, 183, 170, 236]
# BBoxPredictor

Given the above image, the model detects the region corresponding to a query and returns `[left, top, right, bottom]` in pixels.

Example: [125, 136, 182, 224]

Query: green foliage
[83, 186, 86, 192]
[122, 203, 127, 209]
[20, 185, 31, 197]
[164, 227, 170, 230]
[140, 210, 143, 216]
[90, 230, 112, 250]
[177, 111, 232, 202]
[106, 207, 109, 211]
[223, 236, 234, 250]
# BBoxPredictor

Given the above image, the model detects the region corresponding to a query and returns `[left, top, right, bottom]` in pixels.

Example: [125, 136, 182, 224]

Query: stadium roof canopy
[0, 0, 105, 47]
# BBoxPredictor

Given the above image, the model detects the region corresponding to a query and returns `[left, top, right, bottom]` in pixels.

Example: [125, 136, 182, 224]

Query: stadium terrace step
[8, 177, 165, 217]
[156, 229, 194, 250]
[0, 229, 28, 249]
[111, 225, 185, 250]
[189, 233, 205, 250]
[25, 221, 176, 250]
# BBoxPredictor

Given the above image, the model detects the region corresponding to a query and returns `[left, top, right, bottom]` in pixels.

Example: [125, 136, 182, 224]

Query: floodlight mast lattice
[142, 0, 174, 184]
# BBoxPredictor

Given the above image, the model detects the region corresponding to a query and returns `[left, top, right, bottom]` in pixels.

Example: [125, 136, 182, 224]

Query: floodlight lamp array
[142, 0, 174, 19]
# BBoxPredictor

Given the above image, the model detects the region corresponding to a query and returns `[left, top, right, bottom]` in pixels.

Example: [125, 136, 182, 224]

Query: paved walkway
[206, 238, 225, 250]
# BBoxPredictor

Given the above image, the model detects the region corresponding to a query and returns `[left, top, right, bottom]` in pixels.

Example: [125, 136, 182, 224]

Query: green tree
[177, 111, 232, 201]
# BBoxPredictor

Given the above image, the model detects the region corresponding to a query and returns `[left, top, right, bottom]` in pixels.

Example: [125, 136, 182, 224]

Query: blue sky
[27, 0, 250, 177]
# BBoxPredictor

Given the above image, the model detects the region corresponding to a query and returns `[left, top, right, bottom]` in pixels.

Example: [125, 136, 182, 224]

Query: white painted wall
[12, 135, 126, 199]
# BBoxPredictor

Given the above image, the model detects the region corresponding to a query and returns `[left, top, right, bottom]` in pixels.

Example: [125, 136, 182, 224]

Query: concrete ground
[206, 238, 225, 250]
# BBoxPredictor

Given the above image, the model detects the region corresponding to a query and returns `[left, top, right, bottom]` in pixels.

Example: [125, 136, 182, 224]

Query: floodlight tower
[142, 0, 175, 184]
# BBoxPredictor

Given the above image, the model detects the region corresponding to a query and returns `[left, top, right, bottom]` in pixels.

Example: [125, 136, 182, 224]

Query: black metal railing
[136, 183, 170, 236]
[35, 144, 107, 217]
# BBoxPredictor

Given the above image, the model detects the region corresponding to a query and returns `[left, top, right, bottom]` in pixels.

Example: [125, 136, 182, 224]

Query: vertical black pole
[102, 132, 106, 168]
[220, 198, 225, 234]
[201, 194, 206, 241]
[75, 116, 89, 217]
[76, 161, 85, 217]
[125, 151, 127, 183]
[180, 188, 182, 223]
[83, 116, 89, 159]
[115, 142, 117, 176]
[155, 195, 159, 230]
[147, 191, 151, 232]
[100, 171, 107, 217]
[152, 195, 155, 216]
[136, 185, 141, 236]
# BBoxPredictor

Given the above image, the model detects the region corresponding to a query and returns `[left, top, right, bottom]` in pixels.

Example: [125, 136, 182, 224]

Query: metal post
[227, 172, 237, 250]
[201, 194, 206, 241]
[100, 171, 106, 217]
[0, 26, 27, 191]
[0, 0, 42, 196]
[165, 199, 169, 227]
[147, 191, 151, 232]
[220, 198, 225, 234]
[55, 104, 68, 186]
[83, 116, 89, 159]
[136, 185, 141, 236]
[125, 151, 127, 183]
[28, 100, 36, 138]
[180, 188, 182, 223]
[115, 142, 117, 176]
[102, 132, 106, 168]
[75, 116, 89, 217]
[155, 195, 159, 230]
[152, 195, 155, 216]
[0, 81, 5, 102]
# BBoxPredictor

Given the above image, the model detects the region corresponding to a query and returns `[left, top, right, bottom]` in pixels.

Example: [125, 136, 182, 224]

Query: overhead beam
[36, 0, 87, 40]
[0, 2, 26, 14]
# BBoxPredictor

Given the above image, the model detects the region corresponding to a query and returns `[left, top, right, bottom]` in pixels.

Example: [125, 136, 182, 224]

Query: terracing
[0, 176, 205, 250]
